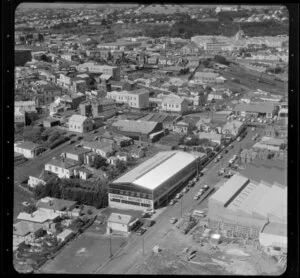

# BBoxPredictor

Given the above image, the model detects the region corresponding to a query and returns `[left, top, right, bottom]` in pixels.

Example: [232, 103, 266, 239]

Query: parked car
[69, 140, 75, 144]
[237, 136, 241, 142]
[224, 149, 228, 154]
[175, 193, 183, 199]
[137, 227, 147, 236]
[218, 168, 225, 175]
[217, 154, 222, 160]
[187, 181, 195, 188]
[92, 130, 97, 134]
[203, 184, 209, 190]
[251, 127, 255, 132]
[193, 195, 200, 201]
[214, 158, 219, 163]
[147, 220, 155, 227]
[182, 187, 189, 194]
[169, 199, 176, 206]
[170, 217, 178, 224]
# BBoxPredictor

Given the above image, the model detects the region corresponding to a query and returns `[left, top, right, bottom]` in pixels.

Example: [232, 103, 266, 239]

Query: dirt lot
[129, 227, 281, 275]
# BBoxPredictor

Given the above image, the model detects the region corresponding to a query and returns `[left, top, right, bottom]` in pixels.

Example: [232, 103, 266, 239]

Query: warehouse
[207, 159, 287, 242]
[108, 151, 201, 211]
[232, 103, 278, 118]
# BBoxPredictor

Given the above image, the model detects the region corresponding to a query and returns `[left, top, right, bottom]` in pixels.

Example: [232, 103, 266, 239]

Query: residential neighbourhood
[11, 3, 292, 276]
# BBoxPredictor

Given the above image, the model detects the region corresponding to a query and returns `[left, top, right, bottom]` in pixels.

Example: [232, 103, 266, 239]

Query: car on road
[170, 217, 178, 224]
[251, 127, 255, 132]
[92, 130, 97, 134]
[229, 144, 234, 149]
[137, 227, 147, 236]
[69, 140, 75, 144]
[224, 171, 233, 178]
[214, 158, 219, 163]
[169, 199, 177, 206]
[217, 154, 222, 160]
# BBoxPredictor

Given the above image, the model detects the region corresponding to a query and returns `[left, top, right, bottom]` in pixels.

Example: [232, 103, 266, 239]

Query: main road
[94, 125, 261, 274]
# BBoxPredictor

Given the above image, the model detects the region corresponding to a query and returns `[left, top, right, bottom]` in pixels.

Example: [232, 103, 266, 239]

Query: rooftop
[113, 151, 199, 190]
[17, 209, 60, 223]
[15, 141, 39, 150]
[13, 221, 43, 237]
[36, 197, 77, 212]
[108, 213, 132, 225]
[112, 119, 160, 135]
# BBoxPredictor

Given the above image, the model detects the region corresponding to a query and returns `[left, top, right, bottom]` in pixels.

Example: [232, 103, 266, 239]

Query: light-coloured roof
[57, 229, 74, 239]
[210, 174, 249, 206]
[46, 158, 79, 169]
[17, 209, 60, 223]
[198, 132, 222, 141]
[113, 151, 199, 190]
[108, 213, 132, 225]
[233, 103, 275, 114]
[13, 221, 43, 236]
[82, 140, 114, 153]
[194, 72, 219, 78]
[15, 141, 39, 150]
[36, 197, 76, 211]
[69, 114, 89, 124]
[162, 96, 186, 105]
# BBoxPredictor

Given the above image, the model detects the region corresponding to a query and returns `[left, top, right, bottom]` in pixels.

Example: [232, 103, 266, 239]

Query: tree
[93, 155, 107, 169]
[214, 55, 229, 65]
[24, 204, 37, 214]
[25, 112, 39, 126]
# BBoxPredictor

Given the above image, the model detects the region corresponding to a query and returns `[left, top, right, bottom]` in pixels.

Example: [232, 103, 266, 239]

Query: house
[28, 171, 56, 188]
[198, 132, 223, 145]
[100, 131, 133, 147]
[194, 72, 220, 84]
[207, 91, 224, 102]
[14, 108, 26, 125]
[13, 221, 44, 249]
[36, 197, 77, 215]
[74, 167, 93, 180]
[17, 209, 60, 225]
[112, 119, 163, 141]
[15, 100, 37, 112]
[45, 158, 79, 178]
[82, 140, 115, 158]
[14, 141, 40, 159]
[107, 213, 133, 234]
[64, 147, 92, 164]
[68, 114, 93, 133]
[130, 146, 146, 159]
[222, 120, 245, 138]
[106, 88, 149, 109]
[161, 96, 189, 113]
[173, 121, 191, 134]
[181, 42, 201, 55]
[57, 229, 74, 242]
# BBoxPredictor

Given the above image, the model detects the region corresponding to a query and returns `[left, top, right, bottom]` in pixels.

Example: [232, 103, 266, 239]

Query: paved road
[95, 125, 262, 274]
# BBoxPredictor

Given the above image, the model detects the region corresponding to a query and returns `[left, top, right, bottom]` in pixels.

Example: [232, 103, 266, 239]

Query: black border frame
[1, 0, 299, 276]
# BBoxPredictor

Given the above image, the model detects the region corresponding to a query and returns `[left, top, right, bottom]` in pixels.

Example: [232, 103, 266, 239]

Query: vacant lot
[40, 232, 127, 274]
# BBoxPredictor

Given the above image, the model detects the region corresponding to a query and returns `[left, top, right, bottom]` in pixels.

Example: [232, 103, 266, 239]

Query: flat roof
[112, 151, 198, 190]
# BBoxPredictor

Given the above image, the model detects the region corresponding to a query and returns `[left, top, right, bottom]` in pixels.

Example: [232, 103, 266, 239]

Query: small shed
[210, 233, 221, 245]
[57, 229, 74, 242]
[107, 213, 132, 233]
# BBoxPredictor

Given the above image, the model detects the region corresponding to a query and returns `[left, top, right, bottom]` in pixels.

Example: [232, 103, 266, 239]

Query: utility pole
[142, 235, 145, 256]
[109, 236, 112, 258]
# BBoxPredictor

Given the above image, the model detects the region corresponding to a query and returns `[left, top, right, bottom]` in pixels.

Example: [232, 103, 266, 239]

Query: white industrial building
[107, 213, 133, 234]
[108, 151, 201, 211]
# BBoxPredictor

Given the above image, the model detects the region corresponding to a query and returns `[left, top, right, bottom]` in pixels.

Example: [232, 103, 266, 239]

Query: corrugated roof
[112, 119, 159, 134]
[210, 174, 249, 205]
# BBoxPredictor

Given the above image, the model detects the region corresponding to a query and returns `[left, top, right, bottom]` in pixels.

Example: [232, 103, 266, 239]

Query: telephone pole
[109, 236, 112, 258]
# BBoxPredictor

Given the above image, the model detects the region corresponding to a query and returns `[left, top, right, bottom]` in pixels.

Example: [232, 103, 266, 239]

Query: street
[94, 125, 263, 274]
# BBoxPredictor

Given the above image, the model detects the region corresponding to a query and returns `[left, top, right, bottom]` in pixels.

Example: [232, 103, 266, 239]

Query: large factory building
[108, 151, 201, 211]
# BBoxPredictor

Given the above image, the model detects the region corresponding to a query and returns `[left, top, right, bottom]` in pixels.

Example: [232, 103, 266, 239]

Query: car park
[137, 227, 147, 236]
[170, 217, 178, 224]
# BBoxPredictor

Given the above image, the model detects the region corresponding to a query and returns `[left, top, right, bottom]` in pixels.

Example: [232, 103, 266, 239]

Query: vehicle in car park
[198, 189, 204, 196]
[224, 149, 228, 154]
[175, 193, 183, 199]
[92, 130, 97, 134]
[218, 168, 225, 175]
[182, 187, 189, 194]
[193, 176, 198, 182]
[229, 144, 234, 149]
[224, 172, 234, 178]
[146, 220, 155, 227]
[237, 136, 241, 142]
[203, 184, 209, 190]
[251, 127, 255, 131]
[170, 217, 178, 224]
[137, 227, 147, 235]
[187, 181, 195, 188]
[69, 140, 75, 144]
[192, 210, 206, 218]
[263, 119, 267, 123]
[142, 212, 151, 218]
[217, 154, 222, 160]
[214, 158, 219, 163]
[251, 118, 254, 122]
[193, 194, 200, 201]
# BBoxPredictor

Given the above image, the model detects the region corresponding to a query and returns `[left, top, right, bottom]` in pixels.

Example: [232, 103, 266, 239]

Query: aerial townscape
[13, 3, 288, 275]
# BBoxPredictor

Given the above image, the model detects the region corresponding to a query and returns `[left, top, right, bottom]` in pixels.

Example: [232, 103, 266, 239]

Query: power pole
[109, 236, 112, 258]
[142, 235, 145, 256]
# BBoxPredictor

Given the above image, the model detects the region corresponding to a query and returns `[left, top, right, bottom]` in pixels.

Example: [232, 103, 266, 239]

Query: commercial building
[109, 151, 201, 211]
[107, 213, 133, 234]
[77, 62, 120, 81]
[207, 160, 287, 244]
[194, 72, 220, 84]
[106, 89, 149, 109]
[14, 141, 41, 159]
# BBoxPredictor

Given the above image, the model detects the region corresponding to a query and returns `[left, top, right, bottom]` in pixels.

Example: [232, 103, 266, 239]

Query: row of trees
[34, 179, 108, 209]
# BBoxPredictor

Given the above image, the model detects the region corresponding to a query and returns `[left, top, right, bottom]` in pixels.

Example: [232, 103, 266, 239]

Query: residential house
[194, 72, 220, 84]
[100, 131, 133, 147]
[222, 120, 245, 138]
[74, 167, 93, 180]
[198, 132, 223, 145]
[28, 171, 56, 188]
[15, 100, 37, 112]
[45, 158, 79, 178]
[181, 42, 201, 55]
[173, 121, 191, 134]
[36, 197, 77, 216]
[77, 62, 120, 81]
[64, 147, 92, 164]
[15, 107, 26, 125]
[161, 96, 189, 113]
[17, 209, 60, 225]
[207, 91, 224, 102]
[82, 140, 115, 158]
[68, 114, 93, 133]
[14, 141, 40, 159]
